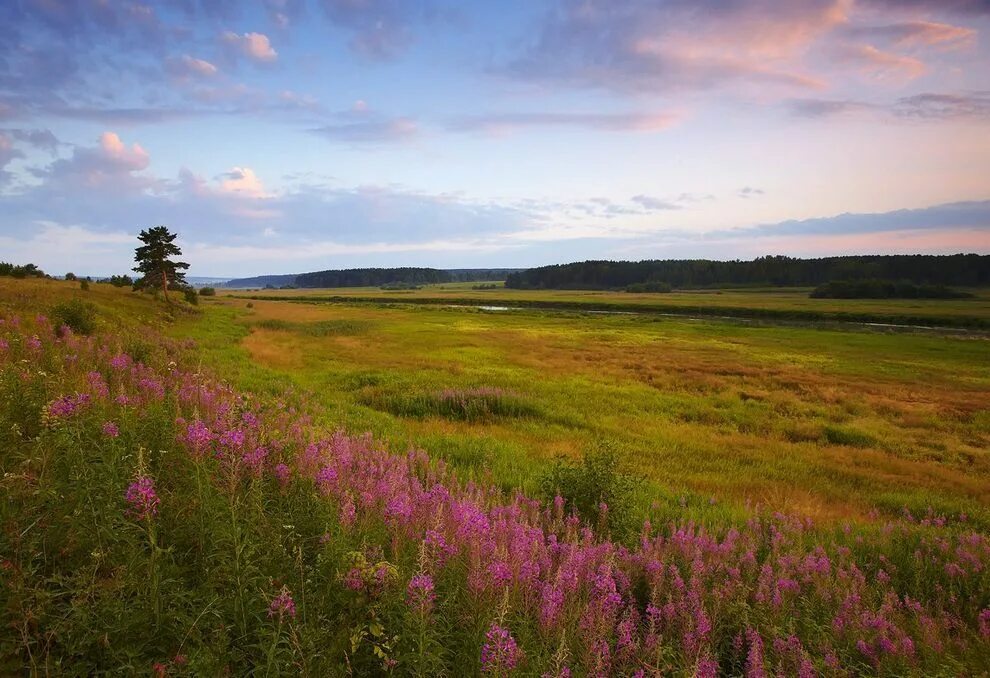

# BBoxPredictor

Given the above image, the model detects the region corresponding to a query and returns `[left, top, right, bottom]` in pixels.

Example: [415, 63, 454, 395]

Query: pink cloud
[219, 166, 268, 198]
[833, 43, 927, 81]
[97, 132, 150, 172]
[166, 55, 219, 81]
[222, 31, 278, 62]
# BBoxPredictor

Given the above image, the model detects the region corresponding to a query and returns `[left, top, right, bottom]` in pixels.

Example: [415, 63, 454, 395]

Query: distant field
[222, 283, 990, 328]
[194, 290, 990, 526]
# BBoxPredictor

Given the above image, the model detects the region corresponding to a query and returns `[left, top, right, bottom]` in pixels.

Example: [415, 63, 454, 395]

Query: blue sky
[1, 0, 989, 276]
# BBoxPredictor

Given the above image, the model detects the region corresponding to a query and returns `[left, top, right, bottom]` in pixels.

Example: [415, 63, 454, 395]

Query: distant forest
[224, 267, 520, 289]
[505, 255, 990, 290]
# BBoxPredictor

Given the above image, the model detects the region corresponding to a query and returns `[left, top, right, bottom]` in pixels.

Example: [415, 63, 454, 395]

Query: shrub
[199, 287, 216, 296]
[51, 298, 98, 335]
[539, 443, 640, 538]
[106, 274, 133, 288]
[367, 387, 539, 422]
[80, 279, 90, 291]
[183, 288, 199, 305]
[64, 272, 77, 281]
[0, 262, 44, 278]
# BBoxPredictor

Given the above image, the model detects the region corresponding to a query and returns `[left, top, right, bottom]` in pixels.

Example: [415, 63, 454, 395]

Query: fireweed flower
[125, 475, 160, 520]
[273, 463, 291, 486]
[46, 393, 91, 419]
[481, 623, 522, 674]
[102, 421, 120, 438]
[406, 573, 436, 615]
[109, 352, 131, 370]
[268, 587, 297, 620]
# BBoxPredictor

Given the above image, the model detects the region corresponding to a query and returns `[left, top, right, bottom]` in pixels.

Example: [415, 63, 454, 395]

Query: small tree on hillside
[133, 226, 189, 302]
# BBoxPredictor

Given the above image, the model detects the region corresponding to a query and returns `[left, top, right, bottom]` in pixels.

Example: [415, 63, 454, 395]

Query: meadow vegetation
[227, 283, 990, 329]
[1, 277, 989, 675]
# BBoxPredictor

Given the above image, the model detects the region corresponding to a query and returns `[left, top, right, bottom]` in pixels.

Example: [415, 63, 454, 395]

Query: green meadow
[183, 287, 990, 528]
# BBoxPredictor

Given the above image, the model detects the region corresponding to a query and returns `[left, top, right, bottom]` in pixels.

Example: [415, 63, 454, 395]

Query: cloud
[311, 106, 419, 144]
[218, 167, 269, 198]
[221, 31, 278, 62]
[738, 187, 766, 198]
[789, 90, 990, 119]
[631, 195, 682, 211]
[845, 21, 975, 49]
[893, 91, 990, 119]
[319, 0, 443, 60]
[0, 133, 24, 185]
[831, 43, 926, 81]
[739, 200, 990, 237]
[859, 0, 990, 14]
[166, 55, 220, 80]
[36, 132, 153, 192]
[506, 0, 847, 93]
[447, 112, 679, 135]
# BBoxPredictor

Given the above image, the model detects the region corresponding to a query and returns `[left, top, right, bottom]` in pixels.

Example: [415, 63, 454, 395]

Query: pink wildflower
[406, 573, 436, 615]
[268, 587, 297, 620]
[481, 623, 522, 674]
[125, 475, 160, 520]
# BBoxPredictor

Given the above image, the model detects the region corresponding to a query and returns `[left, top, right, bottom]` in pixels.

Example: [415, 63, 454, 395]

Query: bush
[51, 298, 98, 335]
[183, 288, 199, 305]
[64, 272, 77, 281]
[199, 287, 216, 296]
[539, 443, 640, 538]
[106, 274, 133, 288]
[80, 279, 90, 291]
[0, 262, 44, 278]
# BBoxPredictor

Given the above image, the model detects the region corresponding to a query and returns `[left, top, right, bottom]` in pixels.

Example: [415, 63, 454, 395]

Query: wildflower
[242, 446, 268, 476]
[745, 628, 766, 678]
[268, 586, 297, 620]
[102, 421, 120, 438]
[696, 656, 718, 678]
[27, 335, 42, 351]
[218, 428, 245, 450]
[125, 475, 160, 520]
[46, 393, 91, 419]
[274, 463, 291, 486]
[406, 573, 436, 615]
[180, 420, 212, 453]
[979, 608, 990, 639]
[109, 352, 131, 370]
[481, 623, 522, 674]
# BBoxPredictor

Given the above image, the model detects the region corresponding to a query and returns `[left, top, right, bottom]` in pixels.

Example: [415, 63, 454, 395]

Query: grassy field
[222, 283, 990, 328]
[195, 287, 990, 527]
[4, 276, 990, 674]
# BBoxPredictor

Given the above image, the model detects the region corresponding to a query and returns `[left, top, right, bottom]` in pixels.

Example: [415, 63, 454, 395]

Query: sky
[1, 0, 989, 277]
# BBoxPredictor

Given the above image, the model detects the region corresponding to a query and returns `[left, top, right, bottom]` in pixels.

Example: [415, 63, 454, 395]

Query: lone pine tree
[133, 226, 189, 302]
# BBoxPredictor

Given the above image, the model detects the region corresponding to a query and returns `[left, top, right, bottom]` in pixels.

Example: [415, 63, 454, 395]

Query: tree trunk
[161, 269, 169, 302]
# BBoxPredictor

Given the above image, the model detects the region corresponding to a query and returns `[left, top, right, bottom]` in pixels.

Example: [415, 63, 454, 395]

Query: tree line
[504, 255, 990, 290]
[295, 267, 452, 288]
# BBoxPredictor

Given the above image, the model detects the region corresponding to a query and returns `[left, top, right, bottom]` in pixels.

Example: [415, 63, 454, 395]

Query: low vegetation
[2, 291, 990, 675]
[810, 279, 972, 299]
[2, 272, 989, 675]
